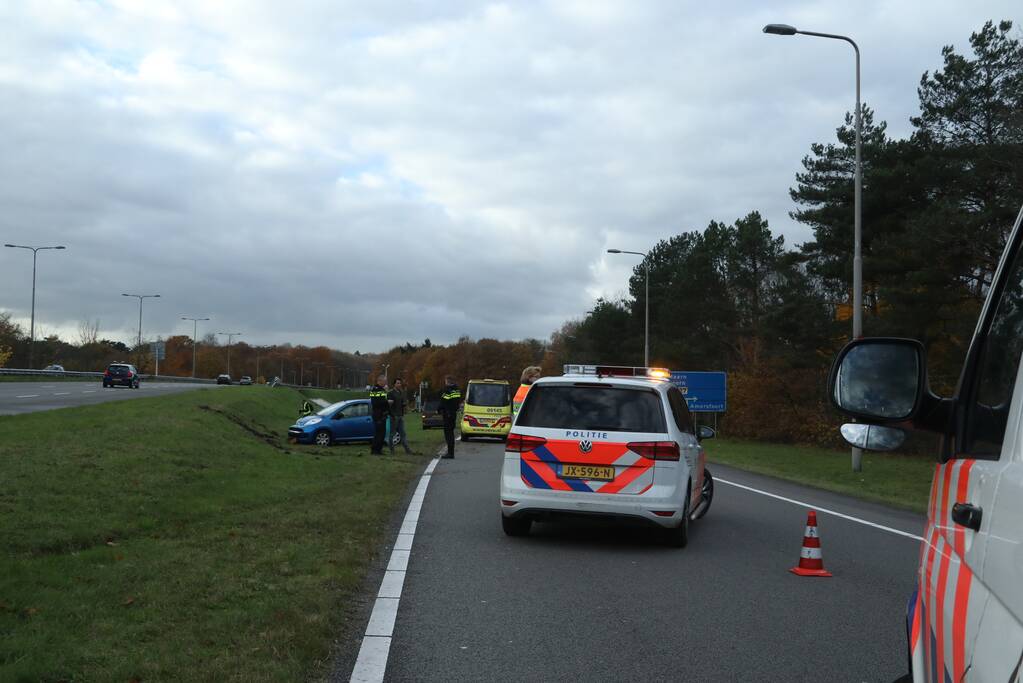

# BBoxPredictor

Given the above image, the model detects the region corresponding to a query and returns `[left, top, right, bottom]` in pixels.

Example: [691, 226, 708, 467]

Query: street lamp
[764, 22, 864, 471]
[312, 361, 325, 388]
[122, 293, 160, 367]
[607, 248, 650, 366]
[327, 365, 337, 389]
[181, 316, 209, 378]
[216, 331, 242, 376]
[382, 363, 391, 385]
[295, 357, 310, 386]
[4, 244, 66, 369]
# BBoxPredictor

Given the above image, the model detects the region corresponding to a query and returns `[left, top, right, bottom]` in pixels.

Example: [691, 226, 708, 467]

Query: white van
[829, 204, 1023, 682]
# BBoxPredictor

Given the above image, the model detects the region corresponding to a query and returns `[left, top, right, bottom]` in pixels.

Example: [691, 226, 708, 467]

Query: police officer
[438, 375, 462, 459]
[369, 374, 389, 455]
[299, 400, 315, 417]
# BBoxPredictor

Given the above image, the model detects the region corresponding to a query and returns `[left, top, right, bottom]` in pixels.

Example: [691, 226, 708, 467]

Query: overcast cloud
[1, 1, 1019, 352]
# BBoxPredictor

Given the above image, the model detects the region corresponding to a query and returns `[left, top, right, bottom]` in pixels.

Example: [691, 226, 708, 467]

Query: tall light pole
[607, 249, 650, 366]
[383, 363, 391, 385]
[5, 244, 66, 369]
[296, 357, 309, 386]
[181, 316, 209, 378]
[764, 22, 864, 471]
[327, 365, 336, 389]
[122, 293, 160, 368]
[216, 331, 242, 376]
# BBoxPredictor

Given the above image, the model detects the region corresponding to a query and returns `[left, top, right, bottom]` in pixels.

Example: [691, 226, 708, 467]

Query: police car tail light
[506, 433, 546, 453]
[626, 441, 680, 461]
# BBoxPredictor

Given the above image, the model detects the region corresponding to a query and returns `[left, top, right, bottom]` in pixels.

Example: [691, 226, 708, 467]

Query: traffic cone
[789, 510, 832, 577]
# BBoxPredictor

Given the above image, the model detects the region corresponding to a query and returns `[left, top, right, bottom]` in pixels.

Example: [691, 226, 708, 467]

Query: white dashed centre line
[16, 394, 40, 398]
[350, 456, 440, 683]
[54, 392, 71, 396]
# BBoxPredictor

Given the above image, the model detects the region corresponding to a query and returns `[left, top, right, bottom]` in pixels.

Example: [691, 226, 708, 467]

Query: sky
[1, 1, 1019, 353]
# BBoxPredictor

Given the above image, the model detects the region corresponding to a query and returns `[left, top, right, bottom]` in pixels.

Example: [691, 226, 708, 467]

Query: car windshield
[317, 401, 348, 417]
[467, 383, 509, 407]
[516, 384, 667, 433]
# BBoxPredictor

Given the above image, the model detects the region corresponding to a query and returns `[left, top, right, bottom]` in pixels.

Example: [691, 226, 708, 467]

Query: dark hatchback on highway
[103, 363, 140, 389]
[420, 399, 444, 429]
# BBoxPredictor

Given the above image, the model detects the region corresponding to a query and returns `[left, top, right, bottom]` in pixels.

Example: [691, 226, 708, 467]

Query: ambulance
[460, 379, 513, 441]
[829, 204, 1023, 681]
[500, 365, 715, 547]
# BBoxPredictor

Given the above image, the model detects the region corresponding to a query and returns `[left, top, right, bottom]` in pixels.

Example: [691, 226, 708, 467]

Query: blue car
[287, 399, 398, 447]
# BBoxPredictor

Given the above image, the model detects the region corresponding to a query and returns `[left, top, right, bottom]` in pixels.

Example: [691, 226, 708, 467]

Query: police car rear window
[467, 383, 510, 407]
[516, 385, 667, 433]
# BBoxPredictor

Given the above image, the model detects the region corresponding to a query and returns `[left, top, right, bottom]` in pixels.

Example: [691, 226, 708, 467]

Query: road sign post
[150, 341, 166, 377]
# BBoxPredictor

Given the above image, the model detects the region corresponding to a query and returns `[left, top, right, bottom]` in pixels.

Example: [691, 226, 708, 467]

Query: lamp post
[764, 22, 863, 471]
[312, 361, 325, 388]
[5, 244, 66, 369]
[295, 357, 309, 386]
[122, 293, 160, 368]
[216, 331, 242, 376]
[181, 316, 209, 378]
[327, 365, 336, 389]
[383, 363, 391, 385]
[607, 248, 650, 366]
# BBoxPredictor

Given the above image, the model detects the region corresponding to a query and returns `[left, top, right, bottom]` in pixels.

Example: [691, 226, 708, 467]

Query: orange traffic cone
[789, 510, 832, 577]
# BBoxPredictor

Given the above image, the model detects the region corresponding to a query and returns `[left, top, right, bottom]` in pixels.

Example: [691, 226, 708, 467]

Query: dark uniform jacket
[438, 383, 462, 425]
[369, 384, 389, 421]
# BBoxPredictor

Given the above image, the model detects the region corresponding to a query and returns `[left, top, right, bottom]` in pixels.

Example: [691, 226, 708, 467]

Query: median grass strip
[0, 386, 444, 681]
[703, 438, 934, 513]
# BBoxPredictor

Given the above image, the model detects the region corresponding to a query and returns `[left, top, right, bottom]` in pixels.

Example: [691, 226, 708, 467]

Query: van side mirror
[829, 338, 926, 422]
[697, 425, 716, 441]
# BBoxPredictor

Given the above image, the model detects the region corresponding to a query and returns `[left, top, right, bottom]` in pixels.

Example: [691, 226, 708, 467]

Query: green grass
[704, 438, 934, 513]
[0, 387, 445, 681]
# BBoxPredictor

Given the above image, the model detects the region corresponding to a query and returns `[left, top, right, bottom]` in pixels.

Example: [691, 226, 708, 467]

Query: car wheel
[666, 487, 690, 548]
[460, 434, 470, 442]
[692, 468, 714, 520]
[313, 430, 332, 447]
[502, 515, 531, 537]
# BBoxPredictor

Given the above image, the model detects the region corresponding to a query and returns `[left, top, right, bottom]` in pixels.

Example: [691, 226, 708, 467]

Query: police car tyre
[313, 430, 332, 447]
[693, 468, 714, 520]
[666, 488, 690, 548]
[502, 514, 531, 537]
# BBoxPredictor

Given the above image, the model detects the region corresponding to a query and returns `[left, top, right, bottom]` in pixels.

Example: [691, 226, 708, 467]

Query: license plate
[560, 464, 614, 481]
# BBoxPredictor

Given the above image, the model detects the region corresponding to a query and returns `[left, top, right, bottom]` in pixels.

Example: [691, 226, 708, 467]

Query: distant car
[239, 376, 253, 385]
[420, 399, 444, 429]
[288, 399, 400, 447]
[44, 364, 65, 372]
[103, 363, 140, 389]
[216, 374, 232, 385]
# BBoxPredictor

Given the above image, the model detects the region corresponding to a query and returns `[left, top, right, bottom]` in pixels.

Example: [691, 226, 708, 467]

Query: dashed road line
[350, 456, 440, 683]
[54, 392, 70, 396]
[16, 394, 39, 398]
[716, 477, 924, 541]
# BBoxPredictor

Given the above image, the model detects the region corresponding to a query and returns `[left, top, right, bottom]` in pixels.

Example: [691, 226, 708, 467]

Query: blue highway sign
[669, 371, 727, 412]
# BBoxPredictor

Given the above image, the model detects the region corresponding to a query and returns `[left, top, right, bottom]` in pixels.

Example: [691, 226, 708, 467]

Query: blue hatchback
[288, 399, 397, 447]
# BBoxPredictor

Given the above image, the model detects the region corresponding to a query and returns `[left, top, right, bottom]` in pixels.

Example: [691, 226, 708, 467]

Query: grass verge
[298, 388, 368, 403]
[0, 386, 444, 681]
[703, 438, 934, 514]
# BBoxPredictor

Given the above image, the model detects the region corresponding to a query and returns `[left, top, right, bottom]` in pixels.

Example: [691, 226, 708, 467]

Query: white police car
[499, 365, 715, 546]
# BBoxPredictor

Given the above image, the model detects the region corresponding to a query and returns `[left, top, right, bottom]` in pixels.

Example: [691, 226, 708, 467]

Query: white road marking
[83, 390, 96, 394]
[54, 392, 70, 396]
[350, 456, 441, 683]
[716, 477, 924, 541]
[16, 394, 39, 398]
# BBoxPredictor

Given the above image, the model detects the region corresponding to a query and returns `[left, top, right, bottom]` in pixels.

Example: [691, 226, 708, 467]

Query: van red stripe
[953, 460, 975, 557]
[922, 526, 940, 683]
[934, 534, 953, 683]
[928, 463, 941, 522]
[910, 591, 922, 655]
[952, 560, 973, 681]
[940, 462, 954, 537]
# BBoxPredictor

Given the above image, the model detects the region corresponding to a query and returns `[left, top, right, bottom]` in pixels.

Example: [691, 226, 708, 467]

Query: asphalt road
[0, 380, 222, 415]
[343, 440, 925, 682]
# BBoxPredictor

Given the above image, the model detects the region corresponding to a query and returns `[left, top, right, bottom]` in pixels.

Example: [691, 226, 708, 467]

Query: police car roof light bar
[563, 364, 671, 380]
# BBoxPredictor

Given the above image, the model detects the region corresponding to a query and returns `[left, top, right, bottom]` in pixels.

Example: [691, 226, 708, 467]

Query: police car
[500, 364, 715, 547]
[830, 203, 1023, 682]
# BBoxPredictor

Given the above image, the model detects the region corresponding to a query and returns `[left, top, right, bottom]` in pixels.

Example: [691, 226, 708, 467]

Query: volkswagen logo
[579, 440, 593, 454]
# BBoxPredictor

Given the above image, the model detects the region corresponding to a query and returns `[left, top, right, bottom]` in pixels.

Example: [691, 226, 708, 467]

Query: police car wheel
[502, 515, 531, 537]
[666, 488, 690, 548]
[693, 468, 714, 520]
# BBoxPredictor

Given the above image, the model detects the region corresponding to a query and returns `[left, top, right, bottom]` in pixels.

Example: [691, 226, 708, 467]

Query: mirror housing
[697, 425, 716, 442]
[839, 423, 906, 452]
[829, 338, 926, 423]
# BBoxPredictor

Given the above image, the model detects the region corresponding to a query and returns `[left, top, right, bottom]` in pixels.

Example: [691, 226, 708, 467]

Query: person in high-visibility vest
[513, 366, 542, 418]
[369, 375, 390, 455]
